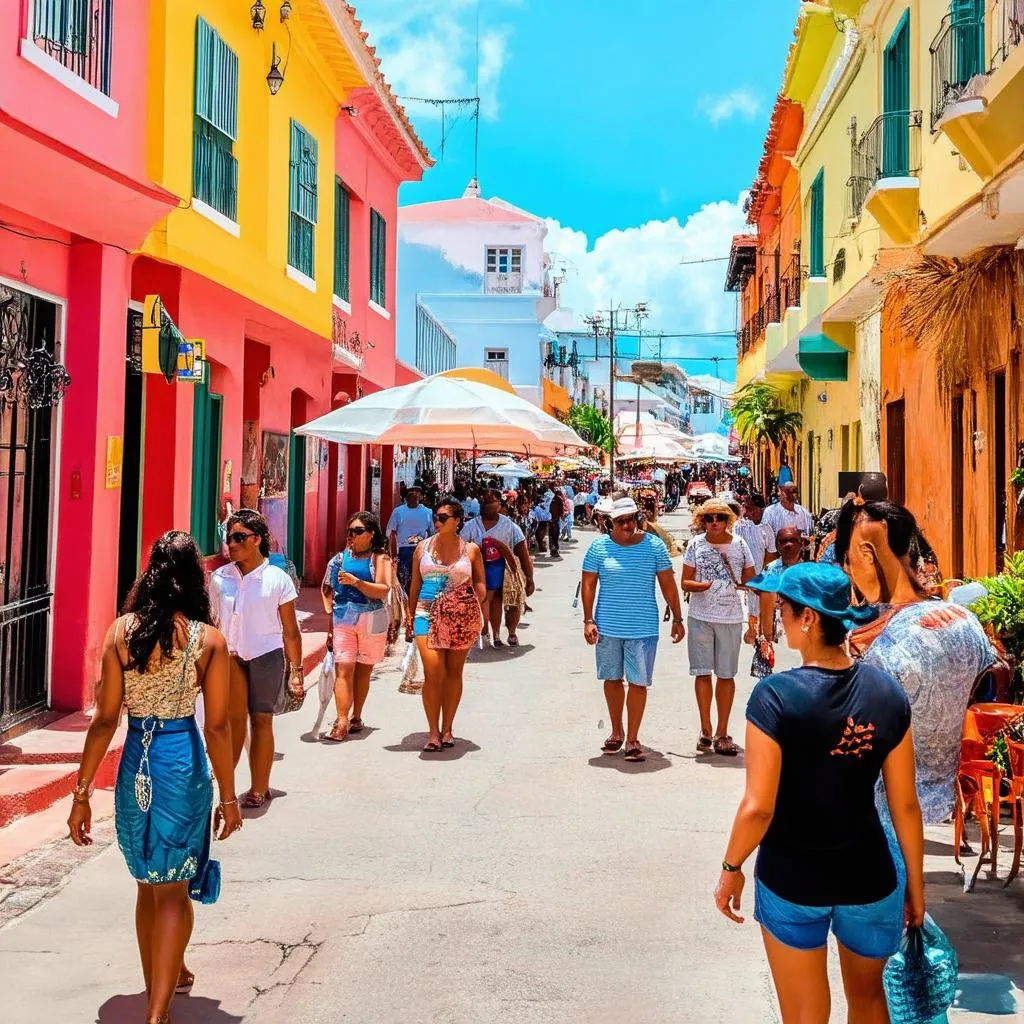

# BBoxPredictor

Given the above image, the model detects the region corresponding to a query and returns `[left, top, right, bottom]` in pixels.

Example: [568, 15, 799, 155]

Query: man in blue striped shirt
[581, 497, 684, 762]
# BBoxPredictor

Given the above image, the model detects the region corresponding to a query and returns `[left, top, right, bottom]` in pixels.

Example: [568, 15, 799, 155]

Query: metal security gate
[0, 283, 70, 733]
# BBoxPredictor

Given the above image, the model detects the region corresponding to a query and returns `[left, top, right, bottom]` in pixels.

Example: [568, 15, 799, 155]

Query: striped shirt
[582, 533, 673, 638]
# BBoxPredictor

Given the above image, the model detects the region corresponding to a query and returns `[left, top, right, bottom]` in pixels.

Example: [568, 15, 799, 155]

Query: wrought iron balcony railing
[930, 11, 986, 130]
[737, 258, 801, 359]
[847, 110, 923, 219]
[31, 0, 113, 96]
[992, 0, 1024, 66]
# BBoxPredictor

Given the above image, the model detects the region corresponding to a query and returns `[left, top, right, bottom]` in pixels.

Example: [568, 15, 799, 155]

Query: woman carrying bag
[319, 511, 395, 742]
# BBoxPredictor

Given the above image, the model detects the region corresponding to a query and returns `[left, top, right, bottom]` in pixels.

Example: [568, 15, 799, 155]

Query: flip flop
[240, 790, 271, 809]
[507, 635, 520, 647]
[602, 737, 624, 754]
[422, 741, 442, 752]
[493, 638, 505, 648]
[624, 744, 646, 762]
[713, 735, 739, 757]
[348, 718, 364, 734]
[441, 736, 456, 749]
[175, 966, 195, 995]
[319, 720, 349, 743]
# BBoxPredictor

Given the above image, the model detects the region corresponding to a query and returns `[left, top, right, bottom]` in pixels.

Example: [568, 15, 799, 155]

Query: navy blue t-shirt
[746, 662, 911, 906]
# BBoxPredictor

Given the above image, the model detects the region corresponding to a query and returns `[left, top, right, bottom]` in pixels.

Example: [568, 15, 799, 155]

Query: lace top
[121, 617, 206, 720]
[420, 537, 474, 590]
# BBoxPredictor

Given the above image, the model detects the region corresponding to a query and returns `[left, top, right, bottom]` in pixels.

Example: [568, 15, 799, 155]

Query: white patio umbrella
[296, 373, 589, 456]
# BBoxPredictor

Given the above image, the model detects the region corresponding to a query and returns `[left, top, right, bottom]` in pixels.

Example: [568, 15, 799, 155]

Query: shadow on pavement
[384, 732, 482, 761]
[240, 789, 287, 821]
[471, 644, 536, 662]
[587, 749, 672, 774]
[673, 750, 746, 769]
[924, 851, 1024, 1013]
[97, 993, 244, 1023]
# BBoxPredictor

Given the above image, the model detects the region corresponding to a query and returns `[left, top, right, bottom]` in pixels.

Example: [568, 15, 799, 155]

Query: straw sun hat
[693, 498, 737, 528]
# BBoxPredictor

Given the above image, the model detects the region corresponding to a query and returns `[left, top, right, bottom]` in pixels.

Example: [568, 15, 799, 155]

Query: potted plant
[970, 550, 1024, 704]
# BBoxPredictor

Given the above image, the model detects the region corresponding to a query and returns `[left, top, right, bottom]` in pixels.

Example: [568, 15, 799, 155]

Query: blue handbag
[883, 915, 959, 1024]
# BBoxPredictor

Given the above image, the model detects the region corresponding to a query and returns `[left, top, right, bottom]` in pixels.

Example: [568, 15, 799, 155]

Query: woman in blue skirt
[69, 532, 241, 1024]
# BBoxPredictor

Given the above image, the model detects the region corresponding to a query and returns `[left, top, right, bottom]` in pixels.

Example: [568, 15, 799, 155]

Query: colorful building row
[0, 0, 430, 734]
[729, 0, 1024, 578]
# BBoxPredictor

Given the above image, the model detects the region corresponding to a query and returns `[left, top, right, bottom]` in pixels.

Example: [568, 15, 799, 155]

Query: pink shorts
[333, 617, 388, 666]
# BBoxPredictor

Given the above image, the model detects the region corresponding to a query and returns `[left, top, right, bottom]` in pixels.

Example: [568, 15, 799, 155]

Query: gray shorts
[687, 618, 743, 679]
[237, 648, 286, 715]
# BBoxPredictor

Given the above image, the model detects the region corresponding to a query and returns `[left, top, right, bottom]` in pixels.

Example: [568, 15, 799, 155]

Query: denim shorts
[595, 635, 659, 686]
[754, 879, 904, 960]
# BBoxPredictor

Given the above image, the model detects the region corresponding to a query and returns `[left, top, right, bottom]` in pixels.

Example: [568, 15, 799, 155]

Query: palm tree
[567, 403, 615, 454]
[730, 381, 803, 447]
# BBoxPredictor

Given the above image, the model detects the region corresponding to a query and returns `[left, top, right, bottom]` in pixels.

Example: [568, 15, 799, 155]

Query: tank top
[121, 617, 205, 720]
[327, 549, 385, 625]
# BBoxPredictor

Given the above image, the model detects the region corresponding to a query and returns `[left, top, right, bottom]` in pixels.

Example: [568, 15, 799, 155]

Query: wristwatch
[721, 859, 742, 873]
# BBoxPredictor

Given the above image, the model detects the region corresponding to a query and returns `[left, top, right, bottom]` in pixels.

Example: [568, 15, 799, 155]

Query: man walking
[548, 485, 566, 558]
[761, 482, 814, 549]
[560, 479, 576, 542]
[386, 486, 434, 592]
[733, 493, 773, 644]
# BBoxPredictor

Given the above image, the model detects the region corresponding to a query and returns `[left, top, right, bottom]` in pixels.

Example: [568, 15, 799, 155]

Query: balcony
[29, 0, 113, 97]
[930, 10, 986, 131]
[737, 259, 801, 358]
[484, 271, 523, 294]
[935, 0, 1024, 180]
[848, 110, 923, 246]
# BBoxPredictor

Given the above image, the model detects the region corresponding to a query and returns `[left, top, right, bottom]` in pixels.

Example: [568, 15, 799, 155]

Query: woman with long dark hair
[406, 495, 486, 752]
[209, 508, 303, 808]
[69, 532, 240, 1024]
[319, 512, 395, 742]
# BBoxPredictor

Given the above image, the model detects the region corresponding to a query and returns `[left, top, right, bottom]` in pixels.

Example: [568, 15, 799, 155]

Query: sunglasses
[433, 513, 458, 524]
[347, 527, 368, 537]
[614, 515, 638, 526]
[227, 531, 255, 544]
[704, 514, 730, 523]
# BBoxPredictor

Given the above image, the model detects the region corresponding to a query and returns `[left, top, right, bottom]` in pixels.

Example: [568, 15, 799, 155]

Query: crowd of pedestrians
[65, 452, 999, 1023]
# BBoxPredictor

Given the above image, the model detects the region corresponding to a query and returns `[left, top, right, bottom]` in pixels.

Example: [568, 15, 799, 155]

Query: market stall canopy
[617, 422, 694, 463]
[689, 432, 739, 463]
[614, 411, 692, 440]
[438, 366, 517, 395]
[296, 372, 589, 456]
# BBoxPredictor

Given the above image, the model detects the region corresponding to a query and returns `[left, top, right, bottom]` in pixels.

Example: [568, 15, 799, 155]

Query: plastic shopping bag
[883, 915, 959, 1024]
[399, 642, 423, 695]
[308, 650, 335, 738]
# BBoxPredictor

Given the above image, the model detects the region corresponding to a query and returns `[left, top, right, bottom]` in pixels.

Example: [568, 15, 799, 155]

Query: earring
[800, 624, 810, 633]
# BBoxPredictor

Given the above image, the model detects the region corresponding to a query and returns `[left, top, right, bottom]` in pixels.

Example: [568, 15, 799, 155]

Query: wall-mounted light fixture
[259, 366, 276, 388]
[267, 42, 284, 95]
[250, 0, 266, 31]
[341, 104, 359, 117]
[280, 1, 292, 21]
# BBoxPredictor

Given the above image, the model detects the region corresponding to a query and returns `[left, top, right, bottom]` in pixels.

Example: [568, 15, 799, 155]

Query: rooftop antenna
[474, 1, 480, 181]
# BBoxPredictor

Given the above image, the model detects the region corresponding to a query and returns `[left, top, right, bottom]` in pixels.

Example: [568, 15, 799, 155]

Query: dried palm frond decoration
[883, 246, 1024, 394]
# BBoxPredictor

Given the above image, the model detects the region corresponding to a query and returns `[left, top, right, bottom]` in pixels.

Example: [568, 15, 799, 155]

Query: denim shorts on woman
[753, 879, 904, 960]
[595, 634, 659, 686]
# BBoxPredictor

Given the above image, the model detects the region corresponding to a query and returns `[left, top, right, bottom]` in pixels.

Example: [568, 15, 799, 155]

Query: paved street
[2, 510, 1023, 1023]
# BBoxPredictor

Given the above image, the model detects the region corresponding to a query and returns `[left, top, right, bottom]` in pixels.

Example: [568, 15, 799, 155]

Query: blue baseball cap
[746, 562, 877, 631]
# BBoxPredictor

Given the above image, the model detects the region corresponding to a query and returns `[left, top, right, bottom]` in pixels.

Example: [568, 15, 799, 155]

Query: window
[193, 18, 238, 222]
[484, 348, 510, 381]
[691, 392, 714, 415]
[883, 12, 911, 176]
[190, 374, 223, 556]
[333, 179, 350, 302]
[32, 0, 113, 96]
[485, 247, 524, 293]
[288, 119, 318, 279]
[809, 169, 825, 277]
[370, 209, 387, 307]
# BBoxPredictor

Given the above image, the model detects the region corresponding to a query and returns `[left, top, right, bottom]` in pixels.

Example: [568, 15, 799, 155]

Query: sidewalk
[0, 587, 329, 863]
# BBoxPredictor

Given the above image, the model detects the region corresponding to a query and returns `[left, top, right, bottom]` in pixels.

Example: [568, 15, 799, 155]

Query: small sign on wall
[105, 436, 123, 489]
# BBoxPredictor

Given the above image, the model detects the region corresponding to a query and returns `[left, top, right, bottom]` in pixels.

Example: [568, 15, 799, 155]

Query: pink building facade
[0, 1, 175, 730]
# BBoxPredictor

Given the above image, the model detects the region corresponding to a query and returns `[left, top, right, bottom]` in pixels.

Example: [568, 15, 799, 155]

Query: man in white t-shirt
[733, 493, 774, 643]
[761, 482, 814, 547]
[386, 487, 434, 592]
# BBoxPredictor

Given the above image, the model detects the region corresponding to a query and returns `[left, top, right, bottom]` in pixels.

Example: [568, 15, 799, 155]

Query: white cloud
[544, 196, 749, 342]
[696, 88, 762, 127]
[357, 1, 515, 121]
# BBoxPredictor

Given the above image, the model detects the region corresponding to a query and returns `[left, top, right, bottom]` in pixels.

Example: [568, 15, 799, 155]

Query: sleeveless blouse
[121, 617, 206, 720]
[419, 537, 473, 589]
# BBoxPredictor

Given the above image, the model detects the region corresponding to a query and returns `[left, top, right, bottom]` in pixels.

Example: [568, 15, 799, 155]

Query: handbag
[750, 635, 775, 679]
[273, 653, 306, 715]
[883, 915, 959, 1023]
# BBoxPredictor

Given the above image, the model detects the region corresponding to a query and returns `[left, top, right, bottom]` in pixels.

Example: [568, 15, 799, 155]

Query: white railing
[485, 271, 523, 294]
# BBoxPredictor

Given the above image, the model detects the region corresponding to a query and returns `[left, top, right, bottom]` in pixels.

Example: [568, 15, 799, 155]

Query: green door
[287, 431, 306, 579]
[883, 11, 911, 177]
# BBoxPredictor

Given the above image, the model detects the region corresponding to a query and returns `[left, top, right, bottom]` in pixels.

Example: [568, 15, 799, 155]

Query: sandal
[176, 965, 195, 994]
[624, 743, 646, 762]
[240, 790, 271, 809]
[422, 740, 442, 752]
[319, 720, 348, 743]
[441, 735, 456, 749]
[493, 637, 505, 648]
[601, 737, 624, 754]
[507, 634, 520, 647]
[713, 735, 739, 757]
[697, 732, 713, 753]
[348, 718, 364, 734]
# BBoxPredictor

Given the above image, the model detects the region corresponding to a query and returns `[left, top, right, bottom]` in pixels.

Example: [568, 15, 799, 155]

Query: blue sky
[360, 0, 800, 376]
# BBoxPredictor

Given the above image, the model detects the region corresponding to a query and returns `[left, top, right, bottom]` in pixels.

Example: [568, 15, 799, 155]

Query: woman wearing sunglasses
[682, 499, 755, 757]
[209, 509, 304, 808]
[406, 496, 486, 752]
[319, 512, 395, 742]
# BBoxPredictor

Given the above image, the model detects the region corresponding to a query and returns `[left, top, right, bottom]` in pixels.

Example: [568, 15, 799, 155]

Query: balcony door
[883, 12, 911, 176]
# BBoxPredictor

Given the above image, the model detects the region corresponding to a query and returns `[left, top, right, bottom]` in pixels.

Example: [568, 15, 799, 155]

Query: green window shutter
[195, 18, 213, 120]
[190, 376, 223, 556]
[810, 170, 825, 278]
[193, 18, 238, 220]
[334, 180, 350, 300]
[289, 120, 302, 214]
[370, 209, 386, 306]
[951, 0, 984, 82]
[289, 120, 316, 276]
